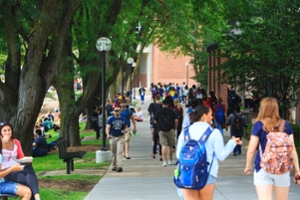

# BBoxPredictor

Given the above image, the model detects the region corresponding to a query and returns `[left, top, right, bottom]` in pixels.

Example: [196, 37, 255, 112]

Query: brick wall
[152, 45, 197, 87]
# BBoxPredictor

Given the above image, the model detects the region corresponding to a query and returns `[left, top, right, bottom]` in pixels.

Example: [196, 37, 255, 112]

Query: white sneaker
[162, 162, 167, 167]
[168, 160, 174, 165]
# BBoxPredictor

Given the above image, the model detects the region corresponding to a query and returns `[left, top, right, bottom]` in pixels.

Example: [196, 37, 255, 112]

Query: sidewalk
[84, 96, 299, 200]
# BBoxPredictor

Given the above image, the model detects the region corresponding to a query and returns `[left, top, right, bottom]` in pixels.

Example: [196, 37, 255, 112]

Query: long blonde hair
[173, 98, 182, 109]
[256, 97, 282, 130]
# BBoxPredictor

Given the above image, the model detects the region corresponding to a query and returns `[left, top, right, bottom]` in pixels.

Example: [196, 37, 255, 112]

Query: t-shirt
[33, 136, 48, 155]
[121, 108, 133, 127]
[107, 116, 127, 136]
[252, 121, 293, 172]
[154, 107, 178, 131]
[1, 139, 24, 170]
[135, 111, 143, 120]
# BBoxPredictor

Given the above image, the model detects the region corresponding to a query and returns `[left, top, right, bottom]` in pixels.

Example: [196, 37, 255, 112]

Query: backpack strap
[199, 127, 213, 143]
[184, 126, 190, 142]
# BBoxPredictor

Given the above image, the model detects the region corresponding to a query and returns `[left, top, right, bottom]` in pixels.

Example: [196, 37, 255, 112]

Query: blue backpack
[174, 127, 214, 190]
[215, 104, 225, 123]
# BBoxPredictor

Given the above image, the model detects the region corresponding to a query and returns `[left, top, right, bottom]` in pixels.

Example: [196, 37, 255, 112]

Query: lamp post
[185, 62, 189, 87]
[130, 63, 136, 105]
[96, 37, 111, 151]
[127, 57, 134, 102]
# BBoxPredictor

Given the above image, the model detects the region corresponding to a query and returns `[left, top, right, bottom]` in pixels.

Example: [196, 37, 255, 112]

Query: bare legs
[182, 183, 215, 200]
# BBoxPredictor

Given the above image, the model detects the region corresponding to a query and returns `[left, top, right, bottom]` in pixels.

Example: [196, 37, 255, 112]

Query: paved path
[84, 96, 299, 200]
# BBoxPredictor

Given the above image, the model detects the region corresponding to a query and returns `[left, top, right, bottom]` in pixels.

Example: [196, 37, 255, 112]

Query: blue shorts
[206, 174, 216, 185]
[0, 181, 18, 195]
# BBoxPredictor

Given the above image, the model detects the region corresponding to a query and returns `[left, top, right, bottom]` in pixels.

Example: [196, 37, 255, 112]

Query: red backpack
[259, 120, 293, 174]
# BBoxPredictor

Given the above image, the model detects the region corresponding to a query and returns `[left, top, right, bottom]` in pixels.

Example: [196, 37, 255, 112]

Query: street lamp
[185, 62, 189, 87]
[96, 37, 111, 151]
[130, 63, 136, 105]
[127, 58, 134, 102]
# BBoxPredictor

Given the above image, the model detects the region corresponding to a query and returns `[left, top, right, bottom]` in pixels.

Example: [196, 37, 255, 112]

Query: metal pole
[130, 69, 133, 105]
[101, 51, 107, 151]
[121, 64, 124, 97]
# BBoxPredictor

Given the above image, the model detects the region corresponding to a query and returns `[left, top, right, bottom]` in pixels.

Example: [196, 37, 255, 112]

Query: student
[244, 97, 300, 200]
[0, 136, 31, 199]
[176, 105, 241, 200]
[226, 105, 247, 155]
[0, 122, 41, 200]
[134, 107, 144, 122]
[32, 129, 48, 157]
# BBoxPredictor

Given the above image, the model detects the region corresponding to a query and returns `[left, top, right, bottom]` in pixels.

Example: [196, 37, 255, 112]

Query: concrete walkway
[84, 96, 299, 200]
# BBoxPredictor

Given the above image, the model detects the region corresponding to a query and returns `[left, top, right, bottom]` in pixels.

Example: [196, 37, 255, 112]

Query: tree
[215, 0, 300, 117]
[0, 0, 81, 154]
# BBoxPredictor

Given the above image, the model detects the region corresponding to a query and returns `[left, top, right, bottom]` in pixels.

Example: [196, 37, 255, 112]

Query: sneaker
[162, 162, 167, 167]
[168, 160, 174, 165]
[159, 158, 163, 161]
[116, 167, 123, 172]
[233, 153, 237, 156]
[112, 167, 117, 171]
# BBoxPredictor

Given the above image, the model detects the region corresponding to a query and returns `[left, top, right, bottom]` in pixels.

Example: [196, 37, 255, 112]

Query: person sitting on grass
[0, 137, 32, 200]
[32, 129, 48, 157]
[134, 107, 144, 122]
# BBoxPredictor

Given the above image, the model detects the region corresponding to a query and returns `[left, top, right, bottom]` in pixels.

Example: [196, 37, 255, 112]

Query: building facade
[135, 44, 197, 88]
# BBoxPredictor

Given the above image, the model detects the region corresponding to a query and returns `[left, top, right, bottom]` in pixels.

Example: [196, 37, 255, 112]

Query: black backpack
[150, 103, 162, 125]
[231, 113, 243, 131]
[159, 109, 173, 131]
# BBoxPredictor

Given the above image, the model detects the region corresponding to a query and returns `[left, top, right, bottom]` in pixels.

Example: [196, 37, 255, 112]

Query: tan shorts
[159, 129, 175, 147]
[124, 129, 131, 141]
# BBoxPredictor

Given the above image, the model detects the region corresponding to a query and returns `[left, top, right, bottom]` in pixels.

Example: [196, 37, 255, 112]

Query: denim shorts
[0, 181, 18, 195]
[206, 174, 216, 185]
[254, 169, 290, 187]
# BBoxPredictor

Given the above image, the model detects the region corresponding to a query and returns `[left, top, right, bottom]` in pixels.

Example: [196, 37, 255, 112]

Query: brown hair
[0, 122, 15, 139]
[189, 105, 211, 124]
[256, 97, 281, 130]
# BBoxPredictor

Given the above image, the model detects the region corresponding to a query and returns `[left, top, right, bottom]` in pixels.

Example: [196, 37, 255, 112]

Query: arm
[213, 131, 237, 161]
[14, 139, 24, 158]
[130, 115, 137, 133]
[0, 163, 24, 178]
[289, 134, 300, 182]
[106, 124, 111, 139]
[226, 114, 232, 126]
[244, 135, 259, 174]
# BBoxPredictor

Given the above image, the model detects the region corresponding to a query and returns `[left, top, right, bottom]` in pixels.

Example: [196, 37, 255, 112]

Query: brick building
[134, 44, 197, 88]
[207, 44, 229, 106]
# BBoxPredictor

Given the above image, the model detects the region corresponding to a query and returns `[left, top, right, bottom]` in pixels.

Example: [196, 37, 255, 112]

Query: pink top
[1, 139, 24, 169]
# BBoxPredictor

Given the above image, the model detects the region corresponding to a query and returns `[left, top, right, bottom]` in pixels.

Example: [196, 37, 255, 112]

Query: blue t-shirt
[252, 121, 293, 172]
[33, 136, 48, 155]
[121, 108, 132, 127]
[107, 116, 127, 136]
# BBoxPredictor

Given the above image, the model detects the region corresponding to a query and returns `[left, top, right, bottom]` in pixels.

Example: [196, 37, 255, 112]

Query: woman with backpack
[176, 105, 242, 200]
[213, 98, 226, 135]
[244, 97, 300, 200]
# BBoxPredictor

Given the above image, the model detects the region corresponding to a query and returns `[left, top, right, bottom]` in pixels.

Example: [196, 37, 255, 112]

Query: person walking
[176, 105, 242, 200]
[213, 98, 226, 135]
[106, 105, 128, 172]
[138, 87, 146, 105]
[154, 100, 178, 166]
[173, 98, 183, 140]
[120, 100, 137, 159]
[226, 105, 247, 155]
[148, 95, 163, 160]
[244, 97, 300, 200]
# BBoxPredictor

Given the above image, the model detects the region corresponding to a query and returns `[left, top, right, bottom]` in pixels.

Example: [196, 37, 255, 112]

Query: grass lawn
[9, 123, 110, 200]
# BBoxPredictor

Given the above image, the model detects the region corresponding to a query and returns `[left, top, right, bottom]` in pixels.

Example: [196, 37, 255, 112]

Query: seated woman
[32, 129, 48, 157]
[0, 122, 41, 200]
[134, 107, 143, 122]
[0, 137, 32, 200]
